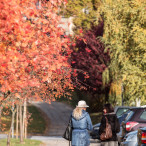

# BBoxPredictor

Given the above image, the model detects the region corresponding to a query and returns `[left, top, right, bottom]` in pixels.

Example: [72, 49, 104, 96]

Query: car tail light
[126, 121, 139, 131]
[141, 132, 146, 144]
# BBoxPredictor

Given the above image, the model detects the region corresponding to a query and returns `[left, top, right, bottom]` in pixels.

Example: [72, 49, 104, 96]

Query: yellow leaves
[109, 80, 122, 96]
[132, 0, 145, 7]
[0, 43, 6, 53]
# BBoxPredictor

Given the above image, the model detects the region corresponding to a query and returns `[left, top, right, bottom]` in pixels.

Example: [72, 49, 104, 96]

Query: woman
[71, 100, 93, 146]
[99, 103, 120, 146]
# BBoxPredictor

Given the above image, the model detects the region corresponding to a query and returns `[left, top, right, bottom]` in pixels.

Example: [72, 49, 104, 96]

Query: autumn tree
[71, 22, 110, 111]
[99, 0, 146, 106]
[0, 0, 73, 144]
[0, 0, 72, 99]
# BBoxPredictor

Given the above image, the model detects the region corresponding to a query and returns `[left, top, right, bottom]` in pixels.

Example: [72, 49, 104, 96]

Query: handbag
[62, 117, 72, 141]
[100, 116, 112, 140]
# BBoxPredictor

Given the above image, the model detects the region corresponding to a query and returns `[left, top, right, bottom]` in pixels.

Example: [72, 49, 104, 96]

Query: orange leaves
[28, 79, 40, 87]
[0, 96, 4, 102]
[21, 42, 28, 48]
[0, 43, 6, 53]
[0, 0, 73, 103]
[1, 81, 12, 93]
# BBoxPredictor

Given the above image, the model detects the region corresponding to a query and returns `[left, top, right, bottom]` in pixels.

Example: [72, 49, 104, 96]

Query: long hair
[104, 103, 114, 113]
[72, 107, 83, 120]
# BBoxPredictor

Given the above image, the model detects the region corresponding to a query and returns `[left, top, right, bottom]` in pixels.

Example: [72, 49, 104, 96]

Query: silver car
[121, 130, 138, 146]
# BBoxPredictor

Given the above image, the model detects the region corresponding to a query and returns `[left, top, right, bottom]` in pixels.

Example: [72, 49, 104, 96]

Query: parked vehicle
[90, 106, 132, 139]
[117, 109, 135, 143]
[121, 106, 146, 143]
[120, 127, 146, 146]
[121, 130, 138, 146]
[137, 127, 146, 146]
[122, 106, 146, 134]
[114, 106, 130, 117]
[118, 109, 131, 125]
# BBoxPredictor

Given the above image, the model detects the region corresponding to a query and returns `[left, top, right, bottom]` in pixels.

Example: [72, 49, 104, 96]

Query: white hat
[77, 100, 89, 108]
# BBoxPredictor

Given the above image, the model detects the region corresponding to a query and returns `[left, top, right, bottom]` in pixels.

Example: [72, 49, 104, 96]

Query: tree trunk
[105, 86, 110, 103]
[23, 99, 27, 139]
[25, 121, 27, 139]
[16, 105, 19, 139]
[0, 107, 2, 132]
[19, 104, 23, 143]
[7, 108, 16, 146]
[136, 98, 141, 107]
[11, 106, 15, 138]
[24, 102, 27, 139]
[7, 127, 11, 146]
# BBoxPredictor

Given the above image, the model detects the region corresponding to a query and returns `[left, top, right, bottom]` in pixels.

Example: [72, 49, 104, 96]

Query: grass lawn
[0, 138, 42, 146]
[1, 105, 46, 135]
[27, 105, 46, 134]
[90, 112, 102, 125]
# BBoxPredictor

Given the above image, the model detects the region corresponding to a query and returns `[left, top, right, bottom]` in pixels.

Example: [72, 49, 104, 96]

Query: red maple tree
[0, 0, 73, 103]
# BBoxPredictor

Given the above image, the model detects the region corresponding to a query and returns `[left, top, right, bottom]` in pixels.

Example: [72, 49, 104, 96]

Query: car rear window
[124, 110, 134, 122]
[116, 108, 129, 117]
[140, 111, 146, 120]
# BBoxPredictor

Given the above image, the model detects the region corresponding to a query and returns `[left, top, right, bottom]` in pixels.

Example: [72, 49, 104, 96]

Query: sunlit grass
[0, 138, 42, 146]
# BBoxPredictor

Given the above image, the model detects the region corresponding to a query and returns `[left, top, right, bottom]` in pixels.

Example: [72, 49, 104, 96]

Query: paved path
[0, 135, 101, 146]
[30, 101, 73, 136]
[0, 101, 102, 145]
[30, 136, 101, 146]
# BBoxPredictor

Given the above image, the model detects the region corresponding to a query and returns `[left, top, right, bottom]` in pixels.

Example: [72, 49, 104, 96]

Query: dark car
[90, 106, 131, 139]
[114, 106, 131, 117]
[121, 106, 146, 141]
[137, 127, 146, 146]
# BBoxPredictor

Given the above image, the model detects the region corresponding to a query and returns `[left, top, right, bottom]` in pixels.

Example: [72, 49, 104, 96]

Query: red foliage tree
[71, 22, 110, 106]
[0, 0, 73, 104]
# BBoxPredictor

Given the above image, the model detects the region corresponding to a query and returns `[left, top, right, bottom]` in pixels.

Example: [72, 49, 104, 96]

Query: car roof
[129, 106, 146, 110]
[114, 106, 134, 112]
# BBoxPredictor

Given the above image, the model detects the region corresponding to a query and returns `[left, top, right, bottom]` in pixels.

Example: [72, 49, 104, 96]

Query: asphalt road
[0, 101, 101, 145]
[30, 101, 101, 145]
[30, 136, 101, 146]
[31, 101, 73, 136]
[0, 135, 101, 146]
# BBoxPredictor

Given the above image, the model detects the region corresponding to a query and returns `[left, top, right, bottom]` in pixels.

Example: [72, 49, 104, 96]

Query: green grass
[0, 138, 42, 146]
[1, 105, 46, 135]
[90, 112, 102, 125]
[27, 106, 46, 134]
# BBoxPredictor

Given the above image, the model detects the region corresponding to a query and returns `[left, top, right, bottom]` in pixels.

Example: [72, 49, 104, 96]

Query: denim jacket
[71, 110, 93, 146]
